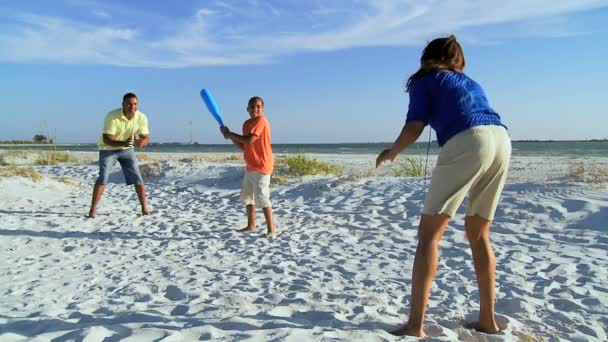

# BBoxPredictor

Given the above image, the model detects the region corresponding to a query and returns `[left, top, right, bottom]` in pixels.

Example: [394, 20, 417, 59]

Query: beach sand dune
[0, 153, 606, 341]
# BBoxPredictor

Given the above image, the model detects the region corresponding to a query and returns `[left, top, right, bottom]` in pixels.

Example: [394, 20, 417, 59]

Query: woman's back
[407, 71, 505, 146]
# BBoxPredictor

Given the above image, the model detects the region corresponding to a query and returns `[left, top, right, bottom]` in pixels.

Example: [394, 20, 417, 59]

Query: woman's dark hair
[405, 35, 465, 91]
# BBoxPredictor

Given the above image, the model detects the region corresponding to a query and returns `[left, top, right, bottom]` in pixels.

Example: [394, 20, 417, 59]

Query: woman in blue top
[376, 35, 511, 337]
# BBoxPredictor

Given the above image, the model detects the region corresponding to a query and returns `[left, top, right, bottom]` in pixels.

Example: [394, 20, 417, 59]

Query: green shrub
[390, 157, 425, 177]
[280, 154, 343, 177]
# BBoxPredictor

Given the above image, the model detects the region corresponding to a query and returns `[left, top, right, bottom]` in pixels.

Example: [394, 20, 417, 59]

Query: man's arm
[135, 134, 149, 148]
[103, 134, 134, 147]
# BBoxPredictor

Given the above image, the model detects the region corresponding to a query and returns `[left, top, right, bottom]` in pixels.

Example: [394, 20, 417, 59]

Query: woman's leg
[465, 214, 499, 333]
[392, 213, 450, 337]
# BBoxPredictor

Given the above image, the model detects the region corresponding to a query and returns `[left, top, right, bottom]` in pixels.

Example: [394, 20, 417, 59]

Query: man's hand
[125, 135, 134, 147]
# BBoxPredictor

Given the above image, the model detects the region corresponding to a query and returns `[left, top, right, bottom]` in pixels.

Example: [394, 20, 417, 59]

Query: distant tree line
[0, 134, 54, 144]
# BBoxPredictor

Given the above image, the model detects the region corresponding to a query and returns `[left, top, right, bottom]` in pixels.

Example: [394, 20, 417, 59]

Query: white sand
[0, 152, 607, 341]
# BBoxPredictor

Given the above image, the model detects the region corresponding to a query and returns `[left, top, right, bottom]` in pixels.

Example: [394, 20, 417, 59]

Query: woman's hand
[376, 148, 397, 168]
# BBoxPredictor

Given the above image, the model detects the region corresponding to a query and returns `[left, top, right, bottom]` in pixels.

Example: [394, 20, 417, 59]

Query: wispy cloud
[0, 0, 606, 67]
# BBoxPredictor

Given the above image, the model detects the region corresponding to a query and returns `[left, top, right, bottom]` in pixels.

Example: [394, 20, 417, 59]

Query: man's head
[122, 93, 138, 118]
[247, 96, 264, 118]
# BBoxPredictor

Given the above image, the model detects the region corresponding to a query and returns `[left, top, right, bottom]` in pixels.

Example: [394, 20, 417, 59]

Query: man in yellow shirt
[88, 93, 150, 218]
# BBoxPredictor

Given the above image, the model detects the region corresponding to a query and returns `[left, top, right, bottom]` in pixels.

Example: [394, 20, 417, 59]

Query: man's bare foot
[87, 211, 96, 218]
[389, 324, 425, 337]
[464, 321, 501, 334]
[237, 227, 256, 233]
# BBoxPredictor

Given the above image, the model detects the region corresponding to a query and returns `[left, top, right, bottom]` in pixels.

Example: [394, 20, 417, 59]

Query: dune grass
[280, 154, 343, 177]
[568, 161, 608, 186]
[389, 157, 426, 177]
[34, 151, 77, 165]
[137, 152, 155, 162]
[139, 160, 163, 179]
[0, 150, 31, 165]
[0, 166, 44, 182]
[270, 154, 343, 185]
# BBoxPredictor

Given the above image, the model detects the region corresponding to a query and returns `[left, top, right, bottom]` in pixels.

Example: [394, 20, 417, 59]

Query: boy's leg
[465, 215, 499, 333]
[238, 204, 256, 232]
[392, 213, 450, 337]
[263, 206, 275, 236]
[238, 171, 256, 232]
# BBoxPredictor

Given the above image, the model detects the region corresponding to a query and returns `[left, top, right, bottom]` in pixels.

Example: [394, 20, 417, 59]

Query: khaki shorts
[241, 171, 272, 208]
[423, 125, 511, 221]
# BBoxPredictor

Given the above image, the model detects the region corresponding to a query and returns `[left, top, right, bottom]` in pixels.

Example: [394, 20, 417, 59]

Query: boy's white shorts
[240, 171, 272, 208]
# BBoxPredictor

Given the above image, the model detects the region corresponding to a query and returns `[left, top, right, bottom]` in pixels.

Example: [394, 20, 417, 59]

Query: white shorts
[422, 125, 511, 221]
[240, 171, 272, 208]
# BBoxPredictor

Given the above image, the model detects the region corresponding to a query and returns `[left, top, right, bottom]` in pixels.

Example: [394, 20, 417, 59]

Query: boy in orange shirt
[220, 96, 276, 236]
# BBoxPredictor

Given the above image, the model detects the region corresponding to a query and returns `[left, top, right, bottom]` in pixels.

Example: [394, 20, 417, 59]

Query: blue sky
[1, 0, 607, 143]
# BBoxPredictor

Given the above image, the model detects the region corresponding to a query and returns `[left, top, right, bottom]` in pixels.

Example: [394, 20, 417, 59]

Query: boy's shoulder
[244, 115, 268, 125]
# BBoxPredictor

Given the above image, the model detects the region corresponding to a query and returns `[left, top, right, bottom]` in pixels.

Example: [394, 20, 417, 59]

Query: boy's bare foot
[389, 324, 425, 337]
[464, 321, 501, 334]
[87, 211, 96, 218]
[237, 227, 256, 233]
[266, 230, 277, 237]
[142, 209, 150, 215]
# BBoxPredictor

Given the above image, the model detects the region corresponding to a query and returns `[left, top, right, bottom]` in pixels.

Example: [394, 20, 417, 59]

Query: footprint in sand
[164, 285, 186, 301]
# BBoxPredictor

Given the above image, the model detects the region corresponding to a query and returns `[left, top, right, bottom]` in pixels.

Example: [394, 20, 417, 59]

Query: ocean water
[1, 141, 607, 157]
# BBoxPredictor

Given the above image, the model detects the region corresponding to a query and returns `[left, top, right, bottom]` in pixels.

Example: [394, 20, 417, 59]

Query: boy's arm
[220, 126, 252, 150]
[226, 131, 258, 145]
[231, 139, 245, 151]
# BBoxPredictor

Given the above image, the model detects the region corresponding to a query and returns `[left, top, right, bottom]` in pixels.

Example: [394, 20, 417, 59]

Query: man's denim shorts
[95, 148, 144, 185]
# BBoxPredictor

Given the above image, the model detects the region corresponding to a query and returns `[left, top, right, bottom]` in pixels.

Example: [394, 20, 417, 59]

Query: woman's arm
[376, 120, 426, 167]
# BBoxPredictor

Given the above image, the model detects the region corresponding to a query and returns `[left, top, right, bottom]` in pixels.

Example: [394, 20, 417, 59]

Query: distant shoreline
[1, 139, 607, 146]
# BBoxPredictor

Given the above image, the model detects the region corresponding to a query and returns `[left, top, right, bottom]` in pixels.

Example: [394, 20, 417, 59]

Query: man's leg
[88, 150, 113, 218]
[465, 215, 499, 333]
[135, 184, 149, 215]
[88, 183, 105, 218]
[392, 213, 450, 337]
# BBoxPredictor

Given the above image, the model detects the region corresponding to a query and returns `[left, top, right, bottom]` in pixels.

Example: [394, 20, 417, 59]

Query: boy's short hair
[248, 96, 264, 107]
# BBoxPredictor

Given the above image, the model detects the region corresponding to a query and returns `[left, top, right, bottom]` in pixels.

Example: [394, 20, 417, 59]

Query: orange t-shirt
[243, 115, 273, 174]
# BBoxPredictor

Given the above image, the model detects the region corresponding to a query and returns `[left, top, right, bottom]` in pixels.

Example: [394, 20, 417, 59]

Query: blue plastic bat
[200, 88, 225, 126]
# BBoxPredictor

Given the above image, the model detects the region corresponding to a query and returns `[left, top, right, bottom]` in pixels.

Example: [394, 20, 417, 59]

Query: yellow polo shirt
[97, 108, 149, 150]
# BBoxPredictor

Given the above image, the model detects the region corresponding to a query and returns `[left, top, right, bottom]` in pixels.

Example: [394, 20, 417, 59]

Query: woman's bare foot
[389, 324, 425, 337]
[238, 227, 256, 233]
[464, 321, 501, 334]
